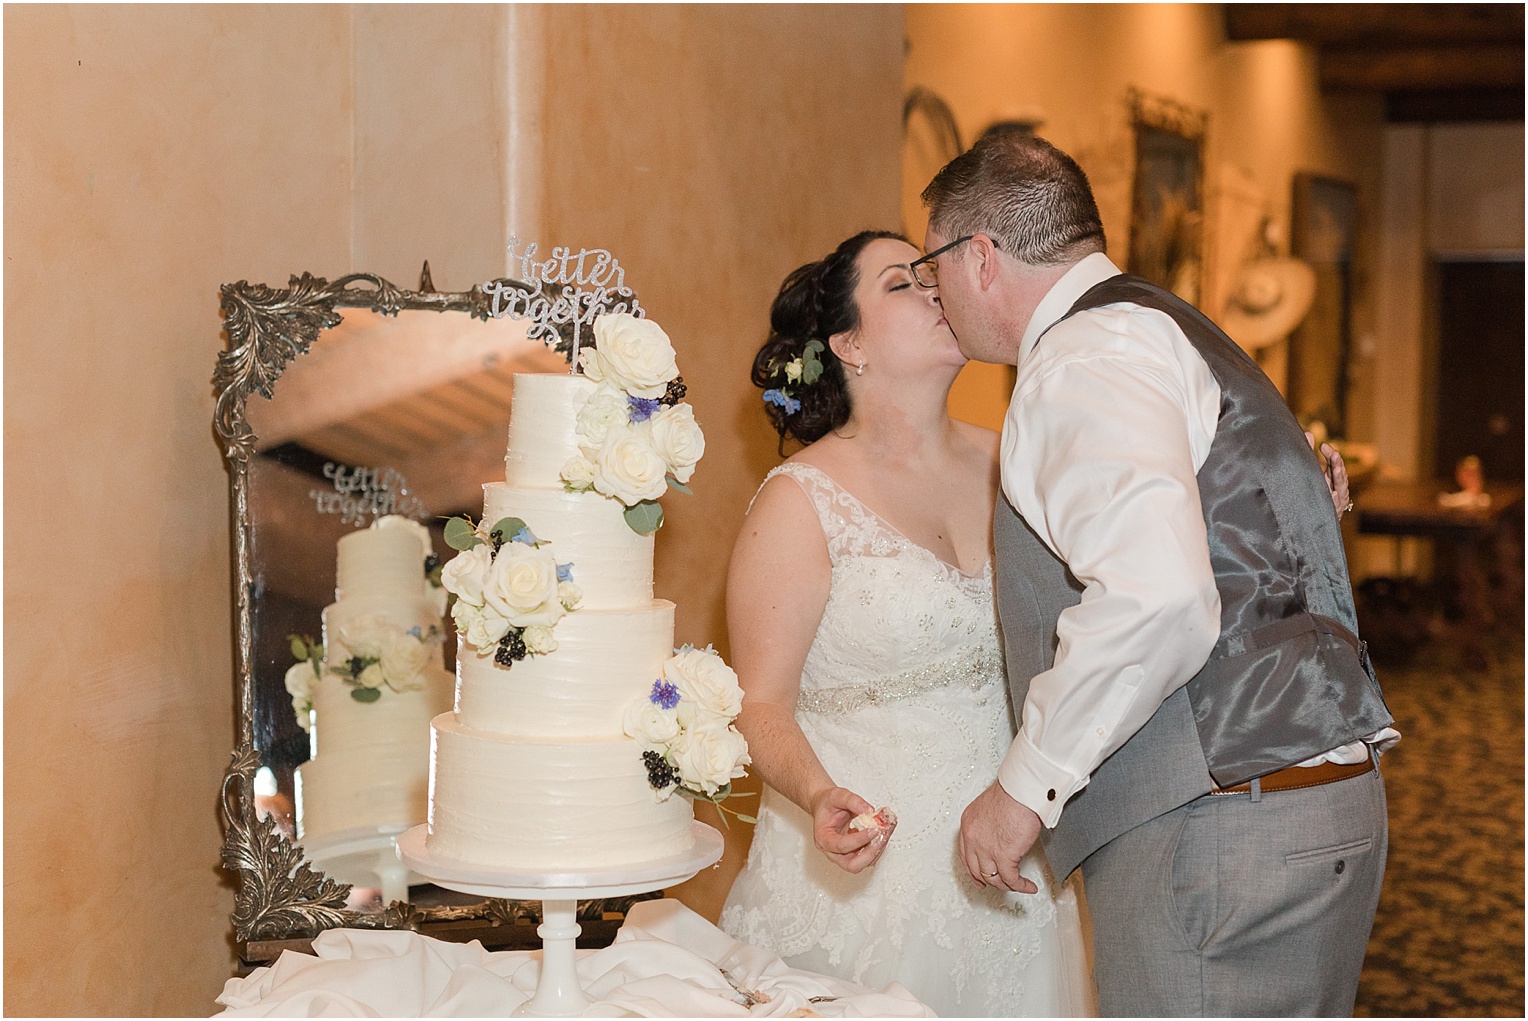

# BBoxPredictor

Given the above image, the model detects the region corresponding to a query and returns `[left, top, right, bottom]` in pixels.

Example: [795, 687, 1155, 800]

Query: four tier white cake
[426, 373, 697, 869]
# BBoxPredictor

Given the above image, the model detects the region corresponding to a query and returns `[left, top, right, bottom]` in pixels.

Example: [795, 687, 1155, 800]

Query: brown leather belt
[1210, 756, 1374, 796]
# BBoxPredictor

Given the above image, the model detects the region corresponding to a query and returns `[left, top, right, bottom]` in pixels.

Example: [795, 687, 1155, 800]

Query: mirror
[215, 270, 632, 950]
[1126, 87, 1208, 306]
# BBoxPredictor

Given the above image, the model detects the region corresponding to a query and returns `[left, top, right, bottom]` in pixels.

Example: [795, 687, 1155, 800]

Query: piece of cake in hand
[848, 806, 897, 834]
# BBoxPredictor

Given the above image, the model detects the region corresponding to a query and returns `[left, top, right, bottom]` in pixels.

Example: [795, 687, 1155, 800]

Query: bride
[718, 231, 1094, 1016]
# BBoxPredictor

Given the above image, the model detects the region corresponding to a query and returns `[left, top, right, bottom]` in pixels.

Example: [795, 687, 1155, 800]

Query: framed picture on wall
[1289, 173, 1358, 438]
[1126, 88, 1208, 306]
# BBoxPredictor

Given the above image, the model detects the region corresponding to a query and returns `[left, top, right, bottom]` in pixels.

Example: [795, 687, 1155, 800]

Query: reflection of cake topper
[480, 238, 645, 370]
[309, 463, 426, 526]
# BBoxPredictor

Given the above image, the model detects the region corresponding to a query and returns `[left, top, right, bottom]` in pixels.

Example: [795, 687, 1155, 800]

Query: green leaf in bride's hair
[665, 476, 693, 495]
[489, 517, 529, 546]
[623, 500, 664, 535]
[443, 516, 483, 551]
[350, 687, 382, 704]
[801, 338, 825, 385]
[289, 635, 309, 661]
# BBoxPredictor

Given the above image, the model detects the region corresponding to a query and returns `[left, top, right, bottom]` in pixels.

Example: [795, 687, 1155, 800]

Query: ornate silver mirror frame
[213, 269, 622, 954]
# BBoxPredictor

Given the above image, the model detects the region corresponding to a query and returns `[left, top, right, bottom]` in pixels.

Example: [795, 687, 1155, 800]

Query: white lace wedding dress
[720, 463, 1095, 1017]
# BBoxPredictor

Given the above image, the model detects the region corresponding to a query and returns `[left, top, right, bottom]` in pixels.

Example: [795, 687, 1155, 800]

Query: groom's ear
[970, 233, 1002, 291]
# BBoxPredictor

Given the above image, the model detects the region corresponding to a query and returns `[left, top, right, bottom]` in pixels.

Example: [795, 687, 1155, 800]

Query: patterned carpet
[1354, 623, 1525, 1017]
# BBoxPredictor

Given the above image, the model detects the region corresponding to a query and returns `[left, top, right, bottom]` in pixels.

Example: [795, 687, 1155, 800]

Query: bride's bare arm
[727, 473, 889, 873]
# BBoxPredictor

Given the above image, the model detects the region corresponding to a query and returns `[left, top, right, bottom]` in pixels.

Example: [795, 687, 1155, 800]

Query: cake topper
[480, 238, 645, 370]
[309, 463, 426, 527]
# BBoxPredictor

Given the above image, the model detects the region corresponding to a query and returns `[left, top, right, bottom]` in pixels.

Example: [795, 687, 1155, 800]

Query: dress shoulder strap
[750, 461, 888, 560]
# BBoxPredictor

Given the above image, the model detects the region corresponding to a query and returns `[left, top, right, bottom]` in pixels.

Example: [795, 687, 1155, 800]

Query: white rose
[588, 314, 679, 399]
[284, 661, 316, 701]
[558, 581, 583, 611]
[561, 454, 597, 491]
[380, 634, 431, 690]
[592, 423, 669, 505]
[522, 625, 559, 656]
[464, 605, 511, 652]
[575, 385, 632, 446]
[337, 615, 392, 660]
[648, 403, 706, 484]
[357, 663, 386, 690]
[483, 541, 564, 627]
[672, 719, 751, 795]
[664, 646, 743, 723]
[623, 697, 681, 751]
[440, 543, 494, 605]
[373, 515, 433, 562]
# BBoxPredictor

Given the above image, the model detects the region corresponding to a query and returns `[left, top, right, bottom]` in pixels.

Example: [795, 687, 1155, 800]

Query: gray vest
[997, 275, 1393, 879]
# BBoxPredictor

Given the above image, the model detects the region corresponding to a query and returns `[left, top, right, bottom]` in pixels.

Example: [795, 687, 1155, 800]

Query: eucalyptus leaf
[665, 476, 693, 495]
[801, 338, 825, 384]
[623, 500, 664, 535]
[735, 814, 758, 825]
[443, 516, 483, 551]
[350, 687, 382, 704]
[289, 635, 309, 661]
[489, 516, 528, 545]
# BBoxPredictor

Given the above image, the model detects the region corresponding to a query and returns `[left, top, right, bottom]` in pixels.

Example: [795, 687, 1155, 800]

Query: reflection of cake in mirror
[427, 314, 749, 871]
[291, 515, 453, 844]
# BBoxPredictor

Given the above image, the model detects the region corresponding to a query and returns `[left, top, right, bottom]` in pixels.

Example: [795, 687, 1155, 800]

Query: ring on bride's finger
[982, 870, 1000, 878]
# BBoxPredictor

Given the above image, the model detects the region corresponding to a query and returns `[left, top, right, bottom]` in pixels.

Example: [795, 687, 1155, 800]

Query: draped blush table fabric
[214, 900, 936, 1017]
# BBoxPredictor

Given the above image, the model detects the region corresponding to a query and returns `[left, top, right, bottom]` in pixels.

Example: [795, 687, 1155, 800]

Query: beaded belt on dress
[795, 645, 1004, 714]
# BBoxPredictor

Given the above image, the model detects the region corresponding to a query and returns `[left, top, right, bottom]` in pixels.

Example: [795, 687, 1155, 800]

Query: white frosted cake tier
[296, 664, 452, 841]
[427, 714, 695, 870]
[503, 373, 598, 490]
[482, 484, 654, 610]
[336, 523, 429, 602]
[456, 600, 675, 738]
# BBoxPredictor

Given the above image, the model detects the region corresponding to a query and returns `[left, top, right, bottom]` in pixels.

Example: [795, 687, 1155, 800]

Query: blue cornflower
[762, 389, 801, 415]
[628, 395, 662, 423]
[511, 526, 539, 546]
[649, 680, 681, 710]
[556, 562, 574, 583]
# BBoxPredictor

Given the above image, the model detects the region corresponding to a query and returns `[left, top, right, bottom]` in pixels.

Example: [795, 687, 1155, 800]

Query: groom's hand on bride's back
[811, 786, 893, 873]
[959, 782, 1041, 893]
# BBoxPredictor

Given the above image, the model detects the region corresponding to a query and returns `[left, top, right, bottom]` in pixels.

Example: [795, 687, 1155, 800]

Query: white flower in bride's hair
[586, 314, 679, 399]
[671, 719, 750, 796]
[648, 403, 705, 484]
[576, 384, 631, 446]
[592, 423, 669, 505]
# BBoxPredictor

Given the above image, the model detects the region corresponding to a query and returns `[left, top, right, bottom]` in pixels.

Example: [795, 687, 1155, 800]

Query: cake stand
[397, 821, 724, 1017]
[302, 823, 422, 906]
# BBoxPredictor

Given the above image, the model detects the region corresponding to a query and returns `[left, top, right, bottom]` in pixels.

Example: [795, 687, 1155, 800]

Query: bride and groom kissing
[717, 133, 1396, 1017]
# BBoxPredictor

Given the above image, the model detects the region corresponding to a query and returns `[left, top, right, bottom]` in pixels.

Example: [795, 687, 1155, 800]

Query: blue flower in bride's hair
[556, 562, 574, 583]
[649, 680, 681, 710]
[628, 395, 662, 423]
[762, 389, 801, 415]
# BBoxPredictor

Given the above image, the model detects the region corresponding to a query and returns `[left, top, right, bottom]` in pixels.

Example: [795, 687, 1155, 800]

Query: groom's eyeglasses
[909, 235, 994, 288]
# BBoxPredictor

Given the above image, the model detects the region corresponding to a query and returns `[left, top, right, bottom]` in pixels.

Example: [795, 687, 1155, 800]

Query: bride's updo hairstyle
[752, 229, 908, 445]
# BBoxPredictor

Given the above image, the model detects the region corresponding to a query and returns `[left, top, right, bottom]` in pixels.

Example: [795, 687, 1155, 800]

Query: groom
[916, 134, 1396, 1016]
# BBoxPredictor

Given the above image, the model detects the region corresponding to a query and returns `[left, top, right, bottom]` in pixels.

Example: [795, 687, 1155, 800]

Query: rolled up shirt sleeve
[996, 314, 1223, 827]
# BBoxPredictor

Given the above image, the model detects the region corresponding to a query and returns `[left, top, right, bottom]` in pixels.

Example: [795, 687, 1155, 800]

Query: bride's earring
[856, 361, 865, 376]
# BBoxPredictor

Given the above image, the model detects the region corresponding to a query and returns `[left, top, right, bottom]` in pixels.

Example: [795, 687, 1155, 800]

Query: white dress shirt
[996, 253, 1398, 827]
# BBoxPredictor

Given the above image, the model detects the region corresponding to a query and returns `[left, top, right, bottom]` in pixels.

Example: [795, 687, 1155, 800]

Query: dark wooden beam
[1226, 4, 1524, 47]
[1386, 87, 1525, 123]
[1321, 44, 1524, 91]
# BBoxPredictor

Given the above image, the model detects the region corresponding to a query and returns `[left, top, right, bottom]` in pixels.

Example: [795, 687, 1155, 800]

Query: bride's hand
[810, 786, 892, 874]
[1307, 431, 1353, 519]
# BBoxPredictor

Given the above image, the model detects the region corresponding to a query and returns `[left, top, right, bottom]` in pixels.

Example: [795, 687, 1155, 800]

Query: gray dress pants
[1080, 764, 1388, 1016]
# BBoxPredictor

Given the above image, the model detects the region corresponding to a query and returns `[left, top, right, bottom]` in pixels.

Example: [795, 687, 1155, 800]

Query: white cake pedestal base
[303, 824, 421, 906]
[396, 822, 724, 1018]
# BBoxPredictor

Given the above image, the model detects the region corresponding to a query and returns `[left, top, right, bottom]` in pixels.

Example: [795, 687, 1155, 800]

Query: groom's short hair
[923, 134, 1106, 267]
